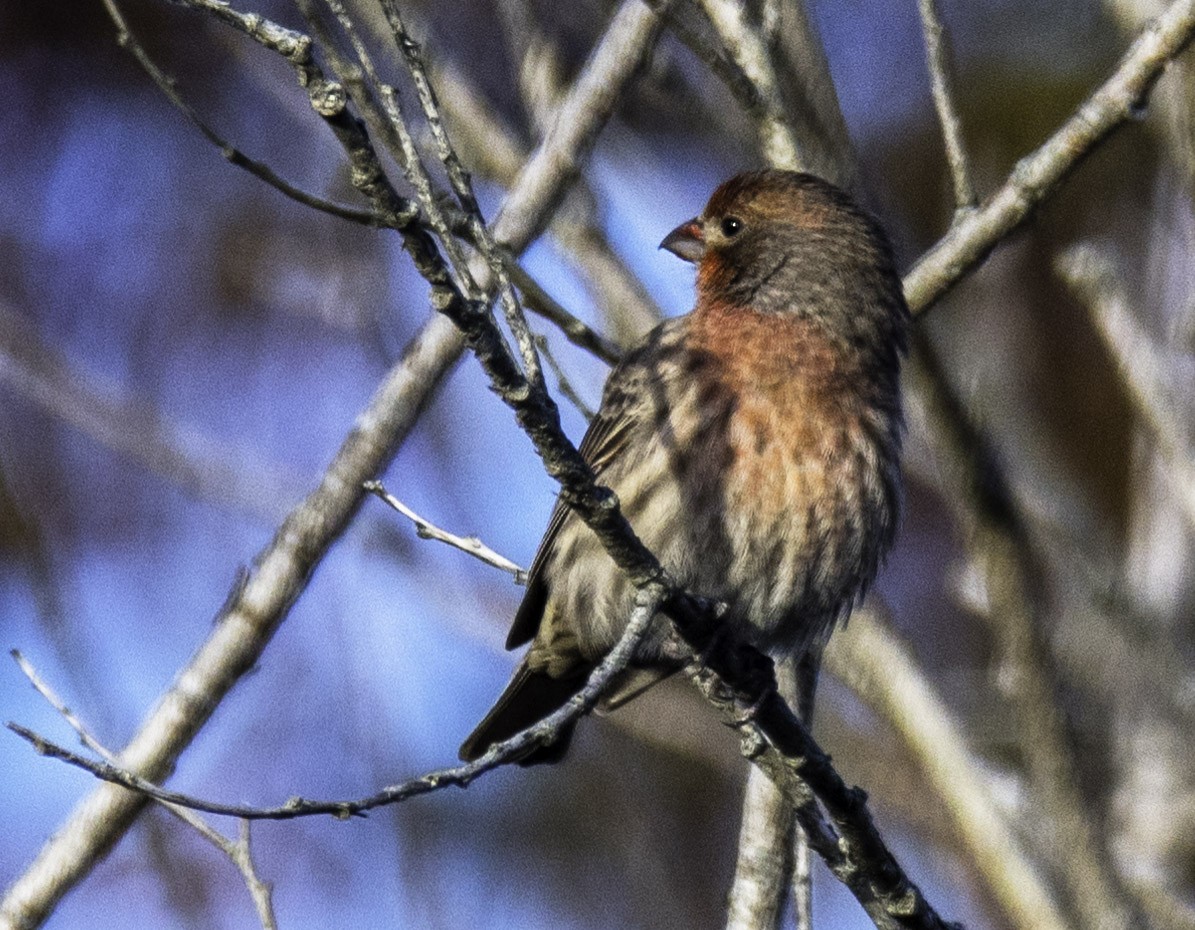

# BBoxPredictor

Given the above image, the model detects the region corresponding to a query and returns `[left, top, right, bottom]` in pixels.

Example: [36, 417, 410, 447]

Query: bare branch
[426, 50, 662, 346]
[698, 0, 803, 170]
[103, 0, 372, 224]
[386, 6, 543, 387]
[906, 0, 1195, 316]
[724, 653, 819, 930]
[906, 336, 1144, 930]
[676, 636, 961, 930]
[8, 590, 663, 820]
[646, 0, 768, 118]
[509, 265, 623, 365]
[0, 4, 673, 924]
[9, 651, 278, 930]
[724, 766, 793, 930]
[916, 0, 977, 213]
[364, 480, 527, 583]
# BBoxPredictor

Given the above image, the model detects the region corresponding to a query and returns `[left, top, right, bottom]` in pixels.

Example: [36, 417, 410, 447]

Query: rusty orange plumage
[460, 169, 909, 764]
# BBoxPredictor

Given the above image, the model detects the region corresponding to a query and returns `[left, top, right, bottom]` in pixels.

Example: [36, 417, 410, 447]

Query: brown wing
[503, 318, 684, 650]
[504, 382, 643, 649]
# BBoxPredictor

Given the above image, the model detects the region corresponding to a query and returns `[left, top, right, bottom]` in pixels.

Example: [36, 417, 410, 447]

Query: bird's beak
[659, 219, 705, 263]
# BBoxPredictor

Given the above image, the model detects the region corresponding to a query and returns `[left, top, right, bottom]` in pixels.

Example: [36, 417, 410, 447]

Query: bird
[459, 169, 909, 765]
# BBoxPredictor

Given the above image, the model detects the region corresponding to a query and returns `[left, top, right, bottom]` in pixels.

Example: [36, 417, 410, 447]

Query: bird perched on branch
[460, 169, 909, 765]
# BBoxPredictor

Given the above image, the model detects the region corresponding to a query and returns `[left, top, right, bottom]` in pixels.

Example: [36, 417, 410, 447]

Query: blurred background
[1, 0, 1193, 927]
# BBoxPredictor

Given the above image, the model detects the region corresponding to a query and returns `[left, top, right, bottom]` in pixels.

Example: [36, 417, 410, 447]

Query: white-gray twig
[364, 480, 527, 583]
[381, 1, 543, 388]
[9, 651, 278, 930]
[8, 592, 663, 821]
[698, 0, 803, 170]
[916, 0, 977, 214]
[906, 0, 1195, 316]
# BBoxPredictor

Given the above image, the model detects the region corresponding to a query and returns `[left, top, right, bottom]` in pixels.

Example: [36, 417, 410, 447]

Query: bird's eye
[721, 216, 744, 237]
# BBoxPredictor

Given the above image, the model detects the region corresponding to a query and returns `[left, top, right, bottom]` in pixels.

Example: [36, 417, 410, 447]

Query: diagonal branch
[906, 0, 1195, 317]
[1056, 244, 1195, 530]
[9, 651, 278, 930]
[9, 588, 663, 820]
[0, 3, 670, 928]
[906, 335, 1144, 930]
[698, 0, 804, 170]
[365, 480, 527, 583]
[827, 609, 1070, 930]
[100, 0, 376, 226]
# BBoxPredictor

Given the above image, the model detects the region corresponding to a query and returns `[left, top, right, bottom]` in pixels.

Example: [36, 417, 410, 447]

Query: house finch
[460, 169, 908, 764]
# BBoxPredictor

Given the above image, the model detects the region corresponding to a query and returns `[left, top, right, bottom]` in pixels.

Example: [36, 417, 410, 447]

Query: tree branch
[698, 0, 804, 170]
[826, 609, 1070, 930]
[906, 335, 1144, 930]
[0, 3, 668, 925]
[905, 0, 1195, 317]
[1056, 244, 1195, 530]
[916, 0, 977, 214]
[364, 480, 527, 583]
[8, 588, 662, 820]
[9, 651, 278, 930]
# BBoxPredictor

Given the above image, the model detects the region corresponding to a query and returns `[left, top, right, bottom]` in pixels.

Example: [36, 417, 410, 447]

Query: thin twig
[9, 591, 663, 820]
[788, 649, 821, 930]
[508, 263, 623, 366]
[534, 334, 597, 422]
[427, 26, 660, 348]
[317, 0, 477, 291]
[382, 2, 544, 388]
[916, 0, 977, 215]
[364, 480, 527, 583]
[9, 651, 278, 930]
[99, 0, 375, 226]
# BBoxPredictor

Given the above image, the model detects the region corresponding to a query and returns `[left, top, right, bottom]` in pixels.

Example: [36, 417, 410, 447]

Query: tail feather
[459, 662, 590, 765]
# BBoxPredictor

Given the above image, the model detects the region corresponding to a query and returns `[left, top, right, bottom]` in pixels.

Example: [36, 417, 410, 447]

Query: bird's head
[660, 169, 908, 357]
